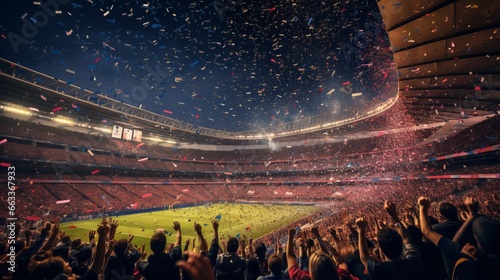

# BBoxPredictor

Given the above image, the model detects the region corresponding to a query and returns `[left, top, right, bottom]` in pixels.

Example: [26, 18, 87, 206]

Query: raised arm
[109, 220, 119, 241]
[38, 218, 60, 252]
[325, 227, 345, 265]
[247, 236, 254, 258]
[194, 222, 208, 253]
[239, 235, 246, 259]
[286, 228, 298, 270]
[89, 219, 110, 275]
[295, 234, 307, 259]
[453, 196, 479, 246]
[176, 251, 216, 280]
[173, 221, 182, 248]
[207, 220, 220, 267]
[418, 196, 443, 246]
[275, 235, 282, 256]
[355, 218, 370, 270]
[310, 227, 329, 255]
[385, 200, 412, 245]
[185, 239, 191, 252]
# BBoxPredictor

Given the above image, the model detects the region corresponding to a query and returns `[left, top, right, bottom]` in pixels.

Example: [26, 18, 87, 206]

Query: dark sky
[0, 0, 397, 132]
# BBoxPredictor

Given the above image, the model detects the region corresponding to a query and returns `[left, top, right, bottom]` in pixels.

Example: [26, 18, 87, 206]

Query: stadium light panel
[3, 106, 32, 116]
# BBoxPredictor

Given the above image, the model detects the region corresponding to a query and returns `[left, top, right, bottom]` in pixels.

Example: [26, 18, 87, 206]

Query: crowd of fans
[0, 110, 499, 279]
[428, 115, 500, 156]
[1, 179, 499, 279]
[1, 173, 498, 227]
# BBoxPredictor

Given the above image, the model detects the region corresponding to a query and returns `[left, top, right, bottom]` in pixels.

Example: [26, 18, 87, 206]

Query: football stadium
[0, 0, 499, 279]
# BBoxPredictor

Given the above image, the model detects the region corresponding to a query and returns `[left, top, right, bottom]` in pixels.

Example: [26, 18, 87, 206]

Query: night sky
[0, 0, 398, 132]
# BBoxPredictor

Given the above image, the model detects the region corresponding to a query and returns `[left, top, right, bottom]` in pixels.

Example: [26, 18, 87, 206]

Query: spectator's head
[429, 216, 439, 226]
[246, 257, 260, 278]
[268, 254, 282, 275]
[472, 216, 500, 256]
[75, 246, 92, 263]
[150, 232, 167, 254]
[60, 235, 71, 245]
[227, 237, 239, 253]
[31, 250, 53, 261]
[70, 238, 82, 250]
[308, 251, 339, 280]
[438, 202, 458, 221]
[14, 239, 25, 255]
[52, 245, 69, 261]
[254, 241, 266, 261]
[407, 225, 423, 247]
[27, 256, 71, 280]
[0, 243, 6, 256]
[377, 228, 402, 260]
[306, 238, 314, 248]
[114, 239, 128, 256]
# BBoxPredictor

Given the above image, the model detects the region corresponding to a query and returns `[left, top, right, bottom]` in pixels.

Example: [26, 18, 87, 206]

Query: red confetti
[94, 57, 101, 63]
[135, 142, 145, 148]
[52, 106, 63, 112]
[163, 109, 173, 114]
[270, 58, 277, 63]
[91, 169, 100, 175]
[342, 81, 350, 86]
[0, 162, 12, 167]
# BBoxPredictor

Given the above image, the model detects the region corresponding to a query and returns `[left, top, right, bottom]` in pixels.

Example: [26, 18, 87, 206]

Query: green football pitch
[61, 203, 319, 253]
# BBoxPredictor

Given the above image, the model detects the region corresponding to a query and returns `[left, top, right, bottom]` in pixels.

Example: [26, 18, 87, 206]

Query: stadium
[0, 0, 499, 279]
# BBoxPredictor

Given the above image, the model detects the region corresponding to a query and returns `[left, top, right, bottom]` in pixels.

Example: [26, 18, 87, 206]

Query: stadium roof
[378, 0, 500, 122]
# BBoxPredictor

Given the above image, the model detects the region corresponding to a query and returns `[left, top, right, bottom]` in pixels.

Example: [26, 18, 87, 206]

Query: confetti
[135, 142, 145, 148]
[1, 0, 398, 132]
[56, 200, 71, 204]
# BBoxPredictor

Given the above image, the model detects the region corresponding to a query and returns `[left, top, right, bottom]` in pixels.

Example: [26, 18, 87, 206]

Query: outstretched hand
[194, 222, 202, 234]
[176, 252, 215, 280]
[327, 226, 339, 241]
[384, 200, 398, 219]
[418, 196, 431, 210]
[310, 227, 320, 236]
[97, 223, 110, 238]
[355, 218, 368, 232]
[173, 221, 181, 231]
[464, 197, 479, 216]
[211, 219, 219, 231]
